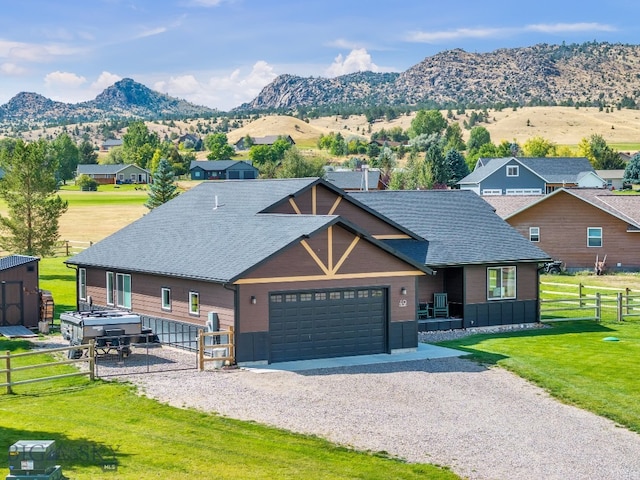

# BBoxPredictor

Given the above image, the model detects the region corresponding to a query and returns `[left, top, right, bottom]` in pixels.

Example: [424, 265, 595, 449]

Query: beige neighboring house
[76, 164, 150, 185]
[596, 170, 626, 190]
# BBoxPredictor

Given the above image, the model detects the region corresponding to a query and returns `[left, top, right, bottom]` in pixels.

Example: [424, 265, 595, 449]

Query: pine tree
[145, 158, 179, 210]
[0, 139, 68, 256]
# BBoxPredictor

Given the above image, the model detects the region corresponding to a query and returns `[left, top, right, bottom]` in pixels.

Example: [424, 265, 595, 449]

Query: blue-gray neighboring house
[76, 164, 150, 184]
[458, 157, 605, 195]
[189, 160, 259, 180]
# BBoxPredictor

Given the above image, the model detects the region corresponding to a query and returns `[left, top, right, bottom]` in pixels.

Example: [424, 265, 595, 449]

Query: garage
[269, 287, 387, 363]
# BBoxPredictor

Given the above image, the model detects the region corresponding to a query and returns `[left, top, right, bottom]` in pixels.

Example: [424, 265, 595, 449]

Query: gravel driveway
[39, 337, 640, 479]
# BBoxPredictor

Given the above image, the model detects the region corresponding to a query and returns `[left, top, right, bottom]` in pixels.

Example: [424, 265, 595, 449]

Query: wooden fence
[197, 327, 235, 371]
[1, 341, 95, 394]
[540, 281, 640, 322]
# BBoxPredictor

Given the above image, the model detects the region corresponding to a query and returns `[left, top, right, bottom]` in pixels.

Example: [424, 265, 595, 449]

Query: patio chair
[432, 293, 449, 318]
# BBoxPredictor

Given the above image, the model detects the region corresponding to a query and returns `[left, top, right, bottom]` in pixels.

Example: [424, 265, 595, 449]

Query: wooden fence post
[88, 340, 95, 381]
[65, 240, 70, 256]
[198, 332, 204, 371]
[617, 292, 623, 322]
[595, 293, 601, 322]
[579, 283, 584, 308]
[4, 351, 11, 395]
[626, 288, 631, 315]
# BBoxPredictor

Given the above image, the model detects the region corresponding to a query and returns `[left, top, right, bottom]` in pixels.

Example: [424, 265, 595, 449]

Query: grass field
[438, 273, 640, 434]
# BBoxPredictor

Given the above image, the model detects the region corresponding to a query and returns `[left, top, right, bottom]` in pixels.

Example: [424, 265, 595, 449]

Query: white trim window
[116, 273, 132, 309]
[529, 227, 540, 242]
[189, 291, 200, 315]
[487, 266, 517, 300]
[506, 165, 519, 177]
[481, 189, 503, 196]
[587, 227, 603, 247]
[106, 271, 114, 306]
[79, 268, 87, 301]
[161, 287, 172, 311]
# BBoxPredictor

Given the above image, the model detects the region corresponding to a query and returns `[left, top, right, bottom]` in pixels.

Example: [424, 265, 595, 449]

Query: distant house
[368, 139, 403, 148]
[458, 157, 605, 195]
[483, 188, 640, 272]
[100, 139, 123, 151]
[76, 164, 150, 185]
[189, 160, 259, 181]
[325, 169, 384, 191]
[234, 135, 295, 151]
[596, 170, 626, 190]
[0, 255, 41, 329]
[176, 133, 203, 151]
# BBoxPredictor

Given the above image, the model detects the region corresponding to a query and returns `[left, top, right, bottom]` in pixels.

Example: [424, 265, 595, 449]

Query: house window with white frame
[116, 273, 132, 309]
[506, 165, 519, 177]
[161, 287, 171, 311]
[587, 227, 603, 247]
[106, 272, 114, 305]
[487, 266, 517, 300]
[189, 291, 199, 315]
[529, 227, 540, 242]
[79, 268, 87, 301]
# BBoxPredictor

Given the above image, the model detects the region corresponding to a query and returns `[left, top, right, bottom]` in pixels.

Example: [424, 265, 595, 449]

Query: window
[194, 170, 201, 178]
[161, 287, 171, 311]
[506, 165, 519, 177]
[329, 291, 341, 300]
[529, 227, 540, 242]
[284, 294, 297, 302]
[79, 268, 87, 301]
[481, 189, 502, 196]
[106, 272, 114, 305]
[116, 273, 131, 309]
[487, 266, 516, 300]
[189, 291, 199, 315]
[270, 294, 283, 303]
[300, 293, 312, 302]
[587, 227, 602, 247]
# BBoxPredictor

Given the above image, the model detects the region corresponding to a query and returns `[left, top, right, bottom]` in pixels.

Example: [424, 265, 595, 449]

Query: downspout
[223, 283, 238, 344]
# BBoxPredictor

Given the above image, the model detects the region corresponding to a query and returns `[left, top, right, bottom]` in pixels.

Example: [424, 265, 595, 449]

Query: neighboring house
[76, 164, 150, 184]
[100, 139, 123, 151]
[176, 133, 203, 151]
[234, 135, 295, 151]
[66, 179, 549, 364]
[189, 160, 259, 181]
[483, 188, 640, 271]
[596, 170, 626, 190]
[325, 169, 384, 191]
[369, 139, 403, 148]
[459, 157, 605, 195]
[0, 255, 41, 329]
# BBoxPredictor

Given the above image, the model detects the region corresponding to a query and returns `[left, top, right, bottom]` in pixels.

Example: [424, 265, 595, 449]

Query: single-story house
[66, 179, 549, 364]
[459, 157, 605, 195]
[176, 133, 203, 151]
[76, 164, 150, 185]
[100, 139, 123, 151]
[324, 169, 384, 191]
[234, 135, 295, 151]
[0, 255, 41, 329]
[596, 170, 626, 190]
[483, 188, 640, 271]
[189, 160, 259, 181]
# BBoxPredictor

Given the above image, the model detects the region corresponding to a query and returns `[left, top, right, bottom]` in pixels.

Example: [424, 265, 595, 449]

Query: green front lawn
[439, 319, 640, 433]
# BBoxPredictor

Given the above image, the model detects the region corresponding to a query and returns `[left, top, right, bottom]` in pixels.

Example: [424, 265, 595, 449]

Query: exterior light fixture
[250, 295, 257, 304]
[400, 287, 407, 296]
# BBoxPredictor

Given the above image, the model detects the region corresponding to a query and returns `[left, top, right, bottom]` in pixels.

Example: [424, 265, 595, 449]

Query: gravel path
[38, 336, 640, 480]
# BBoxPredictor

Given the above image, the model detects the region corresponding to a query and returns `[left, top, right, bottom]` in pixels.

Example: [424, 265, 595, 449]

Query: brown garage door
[269, 287, 387, 363]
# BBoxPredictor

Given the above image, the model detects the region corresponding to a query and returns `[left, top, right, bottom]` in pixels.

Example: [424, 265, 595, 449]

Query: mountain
[0, 78, 216, 125]
[238, 42, 640, 111]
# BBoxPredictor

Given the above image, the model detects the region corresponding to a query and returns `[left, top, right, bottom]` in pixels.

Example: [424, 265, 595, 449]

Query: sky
[0, 0, 638, 112]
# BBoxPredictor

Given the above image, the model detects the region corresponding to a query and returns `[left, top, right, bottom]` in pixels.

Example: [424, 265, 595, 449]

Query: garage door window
[315, 292, 327, 301]
[372, 289, 383, 297]
[358, 290, 369, 298]
[329, 291, 341, 300]
[300, 293, 312, 301]
[344, 290, 355, 299]
[270, 294, 282, 303]
[285, 294, 297, 302]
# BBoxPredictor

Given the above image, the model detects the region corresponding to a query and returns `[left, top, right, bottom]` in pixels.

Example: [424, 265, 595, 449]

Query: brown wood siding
[0, 260, 40, 327]
[508, 192, 640, 270]
[465, 263, 538, 304]
[84, 269, 235, 329]
[268, 184, 407, 237]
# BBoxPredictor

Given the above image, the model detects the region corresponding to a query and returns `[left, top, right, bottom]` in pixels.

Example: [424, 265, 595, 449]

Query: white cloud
[187, 0, 225, 6]
[152, 61, 278, 110]
[44, 71, 87, 88]
[135, 26, 168, 39]
[91, 71, 122, 90]
[325, 48, 381, 77]
[0, 62, 27, 76]
[525, 23, 616, 34]
[406, 22, 617, 43]
[327, 38, 365, 50]
[0, 39, 85, 63]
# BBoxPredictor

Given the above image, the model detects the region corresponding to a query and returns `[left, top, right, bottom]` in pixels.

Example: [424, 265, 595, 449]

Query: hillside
[240, 42, 640, 111]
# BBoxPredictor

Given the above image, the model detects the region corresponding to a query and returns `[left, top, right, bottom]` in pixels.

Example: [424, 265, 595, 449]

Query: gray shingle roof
[350, 190, 550, 266]
[325, 170, 381, 190]
[77, 164, 148, 175]
[189, 160, 256, 171]
[0, 255, 38, 271]
[459, 157, 597, 185]
[66, 178, 337, 282]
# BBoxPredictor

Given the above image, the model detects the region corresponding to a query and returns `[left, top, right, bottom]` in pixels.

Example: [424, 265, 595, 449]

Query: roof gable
[0, 255, 38, 271]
